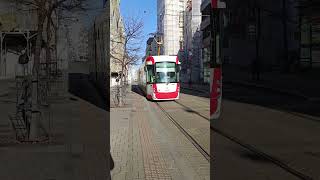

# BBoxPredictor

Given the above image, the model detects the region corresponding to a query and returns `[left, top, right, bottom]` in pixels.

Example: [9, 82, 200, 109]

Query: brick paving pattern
[136, 110, 171, 180]
[150, 100, 210, 180]
[157, 93, 210, 156]
[111, 86, 210, 180]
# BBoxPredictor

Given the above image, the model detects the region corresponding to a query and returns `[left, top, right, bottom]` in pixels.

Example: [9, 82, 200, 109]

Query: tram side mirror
[144, 67, 147, 71]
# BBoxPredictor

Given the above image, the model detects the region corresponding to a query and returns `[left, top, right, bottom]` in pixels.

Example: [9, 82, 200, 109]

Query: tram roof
[145, 55, 179, 63]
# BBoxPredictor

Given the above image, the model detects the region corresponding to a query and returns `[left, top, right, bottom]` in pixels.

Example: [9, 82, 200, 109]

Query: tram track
[134, 84, 313, 179]
[211, 127, 313, 180]
[134, 84, 211, 161]
[155, 101, 211, 162]
[163, 99, 314, 180]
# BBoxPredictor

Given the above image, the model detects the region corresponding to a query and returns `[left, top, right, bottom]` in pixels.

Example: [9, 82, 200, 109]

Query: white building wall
[157, 0, 187, 56]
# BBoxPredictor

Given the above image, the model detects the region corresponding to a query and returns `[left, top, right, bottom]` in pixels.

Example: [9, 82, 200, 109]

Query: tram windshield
[155, 62, 179, 83]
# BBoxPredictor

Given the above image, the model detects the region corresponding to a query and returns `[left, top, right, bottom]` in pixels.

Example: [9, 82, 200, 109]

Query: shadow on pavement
[68, 73, 114, 178]
[68, 73, 108, 111]
[180, 88, 209, 98]
[131, 84, 146, 97]
[222, 84, 320, 118]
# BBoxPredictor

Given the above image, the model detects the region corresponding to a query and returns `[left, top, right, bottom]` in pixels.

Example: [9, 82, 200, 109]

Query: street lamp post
[149, 32, 163, 56]
[188, 50, 193, 86]
[157, 37, 163, 56]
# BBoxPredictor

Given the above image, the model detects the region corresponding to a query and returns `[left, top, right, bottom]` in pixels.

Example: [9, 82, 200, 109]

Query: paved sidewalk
[0, 79, 109, 180]
[0, 79, 15, 96]
[223, 65, 320, 101]
[110, 86, 210, 180]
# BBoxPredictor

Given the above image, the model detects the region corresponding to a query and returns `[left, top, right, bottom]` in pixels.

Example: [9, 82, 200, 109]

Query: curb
[224, 80, 311, 100]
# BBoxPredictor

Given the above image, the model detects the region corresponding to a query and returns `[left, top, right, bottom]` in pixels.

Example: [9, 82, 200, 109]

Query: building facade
[145, 37, 157, 57]
[144, 35, 162, 61]
[222, 0, 299, 71]
[110, 0, 125, 75]
[77, 26, 89, 62]
[0, 1, 38, 78]
[200, 0, 211, 83]
[157, 0, 187, 56]
[298, 0, 320, 67]
[182, 0, 202, 83]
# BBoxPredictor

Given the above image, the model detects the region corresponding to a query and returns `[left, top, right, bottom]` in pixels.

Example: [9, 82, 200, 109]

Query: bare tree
[16, 0, 87, 76]
[15, 0, 88, 140]
[111, 16, 144, 106]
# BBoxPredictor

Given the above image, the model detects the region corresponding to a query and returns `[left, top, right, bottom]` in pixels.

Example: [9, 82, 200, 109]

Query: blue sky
[120, 0, 157, 67]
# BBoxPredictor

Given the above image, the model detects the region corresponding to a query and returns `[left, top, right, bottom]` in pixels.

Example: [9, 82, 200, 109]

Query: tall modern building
[157, 0, 187, 56]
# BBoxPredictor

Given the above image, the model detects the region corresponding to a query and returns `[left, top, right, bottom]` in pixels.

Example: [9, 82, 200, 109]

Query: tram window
[168, 72, 175, 77]
[168, 72, 177, 82]
[146, 65, 155, 83]
[157, 72, 166, 82]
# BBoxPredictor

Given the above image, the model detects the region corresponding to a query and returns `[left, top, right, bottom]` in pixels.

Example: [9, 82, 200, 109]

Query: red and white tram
[138, 56, 181, 101]
[210, 0, 225, 121]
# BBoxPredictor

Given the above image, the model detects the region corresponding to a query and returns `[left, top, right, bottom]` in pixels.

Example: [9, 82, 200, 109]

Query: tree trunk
[118, 64, 124, 107]
[33, 12, 45, 77]
[124, 65, 128, 84]
[29, 11, 45, 141]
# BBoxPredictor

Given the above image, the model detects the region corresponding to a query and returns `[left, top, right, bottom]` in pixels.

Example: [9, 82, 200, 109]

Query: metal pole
[4, 40, 6, 76]
[310, 23, 312, 68]
[282, 0, 288, 71]
[220, 9, 224, 71]
[189, 50, 192, 85]
[256, 7, 261, 70]
[298, 14, 301, 69]
[211, 8, 215, 74]
[0, 33, 2, 77]
[27, 32, 30, 75]
[55, 8, 58, 73]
